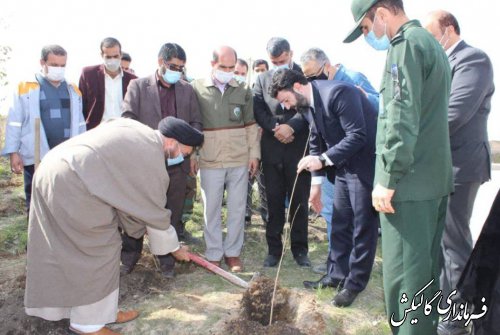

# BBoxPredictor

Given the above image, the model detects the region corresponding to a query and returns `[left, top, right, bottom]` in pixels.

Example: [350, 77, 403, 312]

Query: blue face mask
[167, 154, 184, 166]
[365, 15, 390, 51]
[167, 144, 185, 166]
[162, 68, 182, 84]
[273, 63, 290, 70]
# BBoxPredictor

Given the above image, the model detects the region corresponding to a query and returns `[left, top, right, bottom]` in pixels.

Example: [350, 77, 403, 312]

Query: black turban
[158, 116, 204, 146]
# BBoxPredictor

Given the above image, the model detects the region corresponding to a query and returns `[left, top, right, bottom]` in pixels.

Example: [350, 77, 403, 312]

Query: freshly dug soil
[241, 276, 294, 325]
[0, 254, 194, 335]
[220, 276, 306, 335]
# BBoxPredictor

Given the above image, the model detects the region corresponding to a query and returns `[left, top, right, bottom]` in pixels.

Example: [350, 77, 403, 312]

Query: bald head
[425, 10, 461, 50]
[212, 46, 237, 64]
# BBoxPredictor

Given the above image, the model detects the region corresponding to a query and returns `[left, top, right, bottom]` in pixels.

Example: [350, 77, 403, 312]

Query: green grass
[0, 116, 28, 254]
[0, 217, 27, 254]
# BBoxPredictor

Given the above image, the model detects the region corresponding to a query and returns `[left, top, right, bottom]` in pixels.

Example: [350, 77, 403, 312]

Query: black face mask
[306, 72, 328, 82]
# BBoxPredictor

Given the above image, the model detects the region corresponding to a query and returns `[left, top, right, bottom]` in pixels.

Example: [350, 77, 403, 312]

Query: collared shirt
[103, 69, 124, 121]
[305, 84, 334, 185]
[213, 77, 227, 93]
[446, 39, 463, 57]
[156, 72, 177, 118]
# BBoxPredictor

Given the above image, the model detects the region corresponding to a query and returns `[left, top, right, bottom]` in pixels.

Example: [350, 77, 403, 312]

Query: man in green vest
[344, 0, 453, 334]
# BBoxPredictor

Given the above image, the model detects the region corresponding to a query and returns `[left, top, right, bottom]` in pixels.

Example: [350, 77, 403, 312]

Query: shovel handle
[188, 252, 249, 289]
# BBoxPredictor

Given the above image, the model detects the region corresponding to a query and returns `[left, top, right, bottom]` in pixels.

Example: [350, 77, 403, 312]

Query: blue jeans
[320, 179, 334, 250]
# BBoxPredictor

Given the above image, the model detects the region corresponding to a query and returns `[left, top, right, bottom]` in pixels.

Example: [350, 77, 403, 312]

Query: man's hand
[10, 152, 23, 174]
[297, 155, 322, 173]
[248, 158, 259, 178]
[372, 183, 396, 213]
[309, 184, 322, 213]
[172, 245, 191, 262]
[356, 85, 368, 98]
[272, 124, 294, 144]
[190, 158, 199, 177]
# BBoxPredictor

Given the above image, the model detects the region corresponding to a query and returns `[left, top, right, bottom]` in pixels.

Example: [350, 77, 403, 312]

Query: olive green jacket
[376, 20, 453, 201]
[191, 77, 260, 169]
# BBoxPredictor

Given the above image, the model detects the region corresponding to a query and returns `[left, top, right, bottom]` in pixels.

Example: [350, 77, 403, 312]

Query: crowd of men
[1, 0, 496, 334]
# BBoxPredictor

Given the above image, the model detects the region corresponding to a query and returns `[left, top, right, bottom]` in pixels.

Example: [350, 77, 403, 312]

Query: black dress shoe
[437, 321, 470, 335]
[294, 254, 311, 267]
[303, 275, 340, 289]
[263, 254, 280, 267]
[331, 288, 359, 307]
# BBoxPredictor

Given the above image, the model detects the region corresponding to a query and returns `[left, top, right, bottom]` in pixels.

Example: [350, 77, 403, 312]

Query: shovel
[188, 252, 249, 289]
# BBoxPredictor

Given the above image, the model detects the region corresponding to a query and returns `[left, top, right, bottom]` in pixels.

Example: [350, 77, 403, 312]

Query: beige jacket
[192, 77, 260, 169]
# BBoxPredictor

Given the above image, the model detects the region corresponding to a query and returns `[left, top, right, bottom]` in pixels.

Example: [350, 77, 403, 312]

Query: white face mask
[234, 74, 246, 84]
[438, 28, 450, 49]
[214, 69, 233, 84]
[104, 58, 121, 72]
[45, 66, 65, 82]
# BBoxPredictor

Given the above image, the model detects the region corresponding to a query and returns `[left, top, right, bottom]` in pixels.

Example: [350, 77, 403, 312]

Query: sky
[1, 0, 499, 138]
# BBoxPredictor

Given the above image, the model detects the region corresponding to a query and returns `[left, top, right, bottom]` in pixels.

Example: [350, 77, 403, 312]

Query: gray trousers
[200, 166, 248, 261]
[440, 181, 481, 300]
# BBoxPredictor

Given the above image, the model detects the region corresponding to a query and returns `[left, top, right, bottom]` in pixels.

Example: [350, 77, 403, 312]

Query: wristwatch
[318, 155, 327, 168]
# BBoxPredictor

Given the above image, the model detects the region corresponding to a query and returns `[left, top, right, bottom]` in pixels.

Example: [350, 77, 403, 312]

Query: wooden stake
[34, 118, 41, 170]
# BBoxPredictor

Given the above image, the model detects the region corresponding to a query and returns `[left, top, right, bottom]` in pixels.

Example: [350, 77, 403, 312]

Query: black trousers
[262, 160, 310, 258]
[326, 174, 378, 293]
[23, 164, 35, 214]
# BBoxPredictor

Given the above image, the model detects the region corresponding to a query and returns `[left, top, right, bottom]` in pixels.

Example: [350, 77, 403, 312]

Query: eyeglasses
[164, 62, 185, 73]
[305, 63, 326, 79]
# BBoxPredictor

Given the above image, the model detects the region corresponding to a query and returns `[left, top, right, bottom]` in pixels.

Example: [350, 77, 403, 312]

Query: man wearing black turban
[24, 117, 202, 335]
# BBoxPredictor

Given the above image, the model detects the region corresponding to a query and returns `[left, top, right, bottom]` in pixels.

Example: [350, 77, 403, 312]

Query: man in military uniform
[344, 1, 453, 334]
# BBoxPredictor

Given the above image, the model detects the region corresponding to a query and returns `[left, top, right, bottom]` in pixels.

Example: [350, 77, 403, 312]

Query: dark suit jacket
[253, 63, 309, 164]
[458, 188, 500, 334]
[299, 81, 377, 186]
[448, 40, 494, 184]
[79, 64, 137, 130]
[121, 74, 203, 173]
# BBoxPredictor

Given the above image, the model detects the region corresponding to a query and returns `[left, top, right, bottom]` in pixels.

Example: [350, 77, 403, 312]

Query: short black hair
[236, 58, 248, 71]
[158, 43, 186, 62]
[269, 69, 308, 98]
[437, 11, 461, 35]
[41, 45, 67, 61]
[366, 0, 404, 21]
[266, 37, 290, 58]
[252, 59, 269, 70]
[121, 52, 132, 62]
[100, 37, 122, 53]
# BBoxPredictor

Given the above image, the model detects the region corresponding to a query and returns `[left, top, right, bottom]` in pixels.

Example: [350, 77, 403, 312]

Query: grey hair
[300, 48, 330, 66]
[41, 45, 67, 61]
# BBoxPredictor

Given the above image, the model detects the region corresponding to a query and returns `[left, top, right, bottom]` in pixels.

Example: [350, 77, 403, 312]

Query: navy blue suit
[299, 80, 378, 292]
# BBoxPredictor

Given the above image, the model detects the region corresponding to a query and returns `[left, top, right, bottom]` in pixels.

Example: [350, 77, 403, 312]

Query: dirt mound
[241, 276, 294, 325]
[218, 276, 326, 335]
